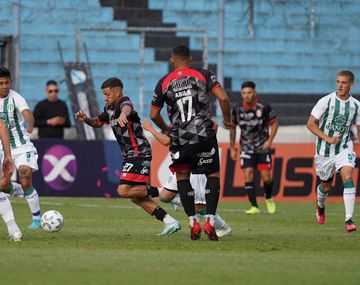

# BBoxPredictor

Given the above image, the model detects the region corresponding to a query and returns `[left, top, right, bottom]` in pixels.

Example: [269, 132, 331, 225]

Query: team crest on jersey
[256, 109, 263, 118]
[334, 114, 346, 125]
[7, 104, 14, 112]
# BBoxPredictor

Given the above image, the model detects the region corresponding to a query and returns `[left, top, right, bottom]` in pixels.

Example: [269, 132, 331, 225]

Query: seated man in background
[33, 80, 70, 139]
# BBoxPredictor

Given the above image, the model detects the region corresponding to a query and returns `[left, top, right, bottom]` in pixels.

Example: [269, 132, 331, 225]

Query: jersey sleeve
[151, 80, 165, 109]
[311, 97, 328, 120]
[15, 94, 30, 112]
[119, 97, 134, 112]
[202, 69, 221, 93]
[355, 101, 360, 125]
[265, 104, 276, 124]
[97, 105, 109, 123]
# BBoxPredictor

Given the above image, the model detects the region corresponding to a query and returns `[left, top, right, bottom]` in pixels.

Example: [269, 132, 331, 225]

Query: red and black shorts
[169, 136, 220, 175]
[119, 157, 151, 185]
[240, 150, 272, 171]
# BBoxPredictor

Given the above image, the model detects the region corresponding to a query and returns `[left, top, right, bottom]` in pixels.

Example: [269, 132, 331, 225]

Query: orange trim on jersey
[120, 172, 149, 183]
[257, 164, 272, 171]
[266, 117, 277, 125]
[161, 67, 206, 92]
[211, 83, 221, 93]
[169, 164, 192, 174]
[96, 117, 107, 125]
[127, 121, 139, 156]
[151, 104, 162, 110]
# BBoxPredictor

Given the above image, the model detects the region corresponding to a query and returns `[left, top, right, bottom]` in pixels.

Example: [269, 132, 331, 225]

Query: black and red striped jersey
[231, 100, 276, 153]
[152, 67, 220, 149]
[98, 96, 152, 159]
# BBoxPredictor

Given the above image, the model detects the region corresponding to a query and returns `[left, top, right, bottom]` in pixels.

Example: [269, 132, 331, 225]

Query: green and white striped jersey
[0, 89, 35, 154]
[311, 92, 360, 157]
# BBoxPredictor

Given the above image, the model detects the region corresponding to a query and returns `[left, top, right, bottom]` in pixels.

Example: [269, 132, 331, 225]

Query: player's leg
[314, 155, 334, 224]
[18, 165, 41, 228]
[338, 153, 357, 232]
[130, 196, 181, 235]
[243, 167, 259, 214]
[258, 151, 276, 214]
[159, 187, 180, 210]
[0, 192, 22, 241]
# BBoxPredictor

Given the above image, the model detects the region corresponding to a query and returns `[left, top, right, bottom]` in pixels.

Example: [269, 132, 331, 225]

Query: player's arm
[118, 105, 132, 127]
[150, 106, 169, 133]
[307, 115, 339, 144]
[142, 119, 170, 146]
[263, 118, 279, 150]
[21, 109, 34, 134]
[0, 121, 14, 175]
[229, 125, 238, 161]
[75, 110, 103, 128]
[356, 125, 360, 142]
[212, 87, 232, 128]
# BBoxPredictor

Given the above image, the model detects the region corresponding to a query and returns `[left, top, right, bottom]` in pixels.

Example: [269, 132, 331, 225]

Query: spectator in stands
[33, 80, 70, 139]
[229, 81, 278, 215]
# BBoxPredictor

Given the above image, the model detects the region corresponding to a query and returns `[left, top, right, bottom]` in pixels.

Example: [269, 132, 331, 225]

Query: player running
[75, 77, 181, 236]
[0, 67, 42, 229]
[142, 119, 232, 237]
[307, 70, 360, 232]
[150, 45, 232, 241]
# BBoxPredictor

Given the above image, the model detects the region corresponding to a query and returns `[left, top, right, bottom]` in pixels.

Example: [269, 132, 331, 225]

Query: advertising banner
[32, 140, 360, 201]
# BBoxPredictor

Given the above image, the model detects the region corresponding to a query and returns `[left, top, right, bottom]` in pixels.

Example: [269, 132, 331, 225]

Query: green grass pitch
[1, 197, 360, 285]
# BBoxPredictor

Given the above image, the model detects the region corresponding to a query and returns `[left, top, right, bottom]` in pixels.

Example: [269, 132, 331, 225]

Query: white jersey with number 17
[311, 92, 360, 157]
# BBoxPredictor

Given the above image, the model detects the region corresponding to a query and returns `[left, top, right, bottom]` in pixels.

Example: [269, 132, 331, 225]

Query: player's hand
[75, 110, 87, 122]
[27, 126, 33, 134]
[223, 120, 234, 129]
[117, 113, 128, 127]
[327, 136, 340, 144]
[142, 119, 153, 132]
[2, 156, 14, 175]
[230, 147, 237, 161]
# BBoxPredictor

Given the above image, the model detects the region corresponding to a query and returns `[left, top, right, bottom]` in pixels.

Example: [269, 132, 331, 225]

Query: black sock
[151, 206, 167, 221]
[245, 182, 258, 207]
[205, 176, 220, 215]
[264, 181, 273, 199]
[147, 185, 159, 198]
[177, 179, 196, 216]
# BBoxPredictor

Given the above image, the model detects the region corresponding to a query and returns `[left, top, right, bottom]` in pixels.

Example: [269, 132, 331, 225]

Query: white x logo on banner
[43, 154, 76, 183]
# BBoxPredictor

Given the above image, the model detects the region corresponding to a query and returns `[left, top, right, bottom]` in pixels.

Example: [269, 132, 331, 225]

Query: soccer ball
[41, 210, 64, 232]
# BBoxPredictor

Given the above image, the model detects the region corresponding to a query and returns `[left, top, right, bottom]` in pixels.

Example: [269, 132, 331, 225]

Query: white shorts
[164, 173, 207, 204]
[315, 149, 356, 181]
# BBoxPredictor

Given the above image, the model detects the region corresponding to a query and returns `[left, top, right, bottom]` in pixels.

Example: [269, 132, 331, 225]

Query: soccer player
[142, 119, 232, 237]
[230, 81, 278, 215]
[0, 67, 42, 229]
[150, 45, 232, 241]
[307, 70, 360, 232]
[75, 77, 181, 236]
[0, 119, 22, 241]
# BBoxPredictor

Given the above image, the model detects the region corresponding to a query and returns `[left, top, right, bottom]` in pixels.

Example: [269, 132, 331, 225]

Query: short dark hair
[101, 77, 123, 89]
[337, 70, 355, 83]
[46, 80, 58, 86]
[241, 81, 256, 89]
[172, 45, 191, 59]
[0, 67, 11, 79]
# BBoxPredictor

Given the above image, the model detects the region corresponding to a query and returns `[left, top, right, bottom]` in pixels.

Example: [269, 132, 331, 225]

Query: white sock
[317, 185, 328, 208]
[0, 192, 20, 234]
[10, 182, 24, 197]
[171, 194, 182, 206]
[205, 214, 215, 226]
[163, 214, 176, 224]
[189, 215, 199, 226]
[343, 186, 356, 221]
[214, 213, 226, 229]
[24, 187, 41, 220]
